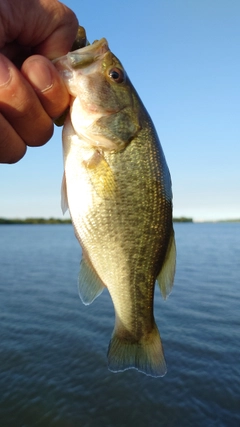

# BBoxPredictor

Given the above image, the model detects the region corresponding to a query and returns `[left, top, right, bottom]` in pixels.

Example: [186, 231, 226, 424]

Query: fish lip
[68, 38, 109, 68]
[53, 38, 109, 69]
[70, 38, 109, 56]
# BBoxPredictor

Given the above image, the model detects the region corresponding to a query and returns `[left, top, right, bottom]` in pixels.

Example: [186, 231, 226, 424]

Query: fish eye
[109, 68, 125, 83]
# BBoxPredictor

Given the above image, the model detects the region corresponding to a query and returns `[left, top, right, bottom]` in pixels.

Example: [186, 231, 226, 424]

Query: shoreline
[1, 217, 239, 224]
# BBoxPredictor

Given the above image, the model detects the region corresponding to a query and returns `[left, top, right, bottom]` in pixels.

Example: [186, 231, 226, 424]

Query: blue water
[0, 223, 239, 427]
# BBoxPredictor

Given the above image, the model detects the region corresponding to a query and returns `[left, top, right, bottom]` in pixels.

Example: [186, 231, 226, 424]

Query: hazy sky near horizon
[1, 0, 240, 221]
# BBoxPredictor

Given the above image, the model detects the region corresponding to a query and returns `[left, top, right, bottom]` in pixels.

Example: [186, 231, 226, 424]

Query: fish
[54, 33, 176, 377]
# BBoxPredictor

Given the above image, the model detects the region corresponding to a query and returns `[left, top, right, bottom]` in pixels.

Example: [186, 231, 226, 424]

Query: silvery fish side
[54, 37, 176, 377]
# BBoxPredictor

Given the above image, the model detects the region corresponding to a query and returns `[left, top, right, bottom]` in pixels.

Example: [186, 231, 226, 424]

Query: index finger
[0, 0, 79, 59]
[32, 2, 79, 58]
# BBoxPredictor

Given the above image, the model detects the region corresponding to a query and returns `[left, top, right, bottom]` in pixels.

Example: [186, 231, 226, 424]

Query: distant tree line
[0, 217, 193, 224]
[173, 217, 193, 223]
[1, 217, 239, 224]
[0, 217, 72, 224]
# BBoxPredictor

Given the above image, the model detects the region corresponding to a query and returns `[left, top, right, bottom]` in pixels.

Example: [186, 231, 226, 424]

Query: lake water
[0, 223, 239, 427]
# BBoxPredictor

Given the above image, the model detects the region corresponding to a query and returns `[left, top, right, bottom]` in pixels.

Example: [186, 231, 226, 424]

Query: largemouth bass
[54, 35, 176, 377]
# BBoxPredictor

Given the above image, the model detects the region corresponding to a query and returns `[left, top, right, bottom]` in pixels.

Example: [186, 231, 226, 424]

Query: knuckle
[26, 120, 54, 147]
[0, 117, 26, 163]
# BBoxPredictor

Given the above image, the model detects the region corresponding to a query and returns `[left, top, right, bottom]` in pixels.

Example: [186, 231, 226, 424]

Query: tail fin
[107, 322, 167, 377]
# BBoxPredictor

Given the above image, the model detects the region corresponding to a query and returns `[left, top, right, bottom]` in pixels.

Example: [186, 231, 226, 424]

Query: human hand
[0, 0, 78, 163]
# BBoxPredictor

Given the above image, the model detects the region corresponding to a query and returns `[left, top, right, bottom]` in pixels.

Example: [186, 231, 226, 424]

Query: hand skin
[0, 0, 78, 163]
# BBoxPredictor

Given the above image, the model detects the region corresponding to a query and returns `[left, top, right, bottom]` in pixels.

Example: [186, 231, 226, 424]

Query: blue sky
[1, 0, 240, 221]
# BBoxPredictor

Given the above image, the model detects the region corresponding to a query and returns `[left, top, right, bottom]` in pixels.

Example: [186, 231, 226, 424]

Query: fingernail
[0, 55, 11, 87]
[26, 60, 53, 93]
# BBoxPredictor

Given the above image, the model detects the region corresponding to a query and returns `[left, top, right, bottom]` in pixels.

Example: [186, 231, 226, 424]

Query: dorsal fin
[157, 230, 176, 300]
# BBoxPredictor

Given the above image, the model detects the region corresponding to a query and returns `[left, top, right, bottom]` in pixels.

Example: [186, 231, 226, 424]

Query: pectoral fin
[157, 230, 176, 300]
[78, 251, 105, 305]
[85, 151, 116, 199]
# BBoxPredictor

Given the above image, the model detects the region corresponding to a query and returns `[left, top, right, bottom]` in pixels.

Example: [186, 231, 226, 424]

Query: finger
[0, 53, 53, 147]
[0, 42, 31, 67]
[21, 55, 70, 119]
[2, 0, 79, 60]
[0, 113, 27, 163]
[0, 1, 78, 61]
[30, 1, 79, 59]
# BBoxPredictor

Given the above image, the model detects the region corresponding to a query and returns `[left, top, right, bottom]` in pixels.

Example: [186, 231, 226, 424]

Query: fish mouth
[68, 38, 109, 68]
[53, 38, 109, 75]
